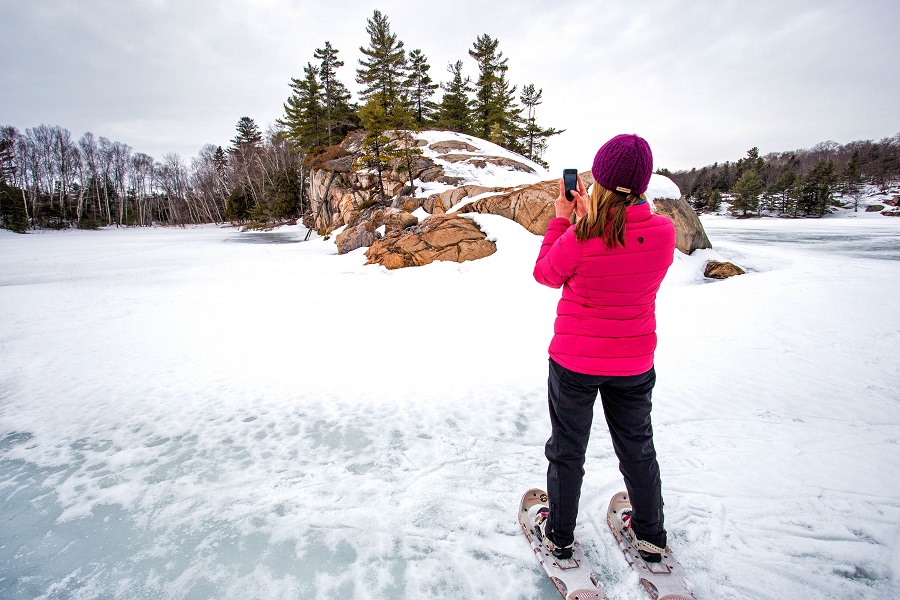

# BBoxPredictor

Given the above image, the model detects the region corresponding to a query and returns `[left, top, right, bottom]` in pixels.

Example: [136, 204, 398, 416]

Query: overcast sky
[2, 0, 898, 174]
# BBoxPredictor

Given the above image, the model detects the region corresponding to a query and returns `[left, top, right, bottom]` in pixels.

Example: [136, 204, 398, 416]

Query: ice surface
[0, 216, 899, 600]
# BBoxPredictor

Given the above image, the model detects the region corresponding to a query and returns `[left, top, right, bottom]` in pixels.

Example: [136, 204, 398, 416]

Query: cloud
[1, 0, 897, 172]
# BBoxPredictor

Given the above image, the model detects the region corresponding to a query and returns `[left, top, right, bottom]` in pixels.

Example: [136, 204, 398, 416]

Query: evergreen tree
[313, 41, 355, 145]
[230, 117, 263, 152]
[788, 173, 805, 217]
[730, 169, 763, 216]
[805, 159, 839, 216]
[519, 84, 563, 168]
[213, 146, 228, 178]
[355, 98, 398, 200]
[404, 49, 439, 126]
[693, 187, 722, 212]
[436, 60, 474, 134]
[771, 164, 797, 214]
[468, 34, 523, 152]
[356, 10, 408, 121]
[737, 146, 764, 177]
[0, 126, 18, 184]
[843, 150, 864, 211]
[267, 165, 302, 219]
[225, 186, 251, 222]
[392, 102, 425, 188]
[0, 181, 28, 233]
[278, 63, 325, 151]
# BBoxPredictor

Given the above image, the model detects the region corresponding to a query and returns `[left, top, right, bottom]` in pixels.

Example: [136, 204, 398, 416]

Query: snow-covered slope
[0, 216, 898, 599]
[404, 130, 550, 199]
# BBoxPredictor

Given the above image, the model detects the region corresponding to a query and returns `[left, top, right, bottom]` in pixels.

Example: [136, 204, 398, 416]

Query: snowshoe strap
[634, 538, 666, 555]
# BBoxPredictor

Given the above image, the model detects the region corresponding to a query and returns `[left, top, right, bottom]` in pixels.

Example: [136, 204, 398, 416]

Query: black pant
[545, 358, 666, 548]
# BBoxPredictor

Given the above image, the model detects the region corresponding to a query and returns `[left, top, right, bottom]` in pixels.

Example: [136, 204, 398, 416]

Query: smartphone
[563, 169, 578, 201]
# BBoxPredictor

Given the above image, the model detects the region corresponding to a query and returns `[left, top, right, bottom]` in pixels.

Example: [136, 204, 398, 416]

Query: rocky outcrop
[391, 195, 422, 213]
[652, 197, 713, 254]
[440, 154, 536, 173]
[306, 133, 441, 233]
[456, 179, 558, 235]
[423, 185, 510, 214]
[304, 130, 550, 234]
[704, 261, 745, 279]
[429, 140, 478, 153]
[383, 209, 418, 233]
[364, 214, 496, 270]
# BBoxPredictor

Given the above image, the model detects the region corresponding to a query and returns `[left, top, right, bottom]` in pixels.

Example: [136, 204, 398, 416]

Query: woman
[532, 134, 676, 563]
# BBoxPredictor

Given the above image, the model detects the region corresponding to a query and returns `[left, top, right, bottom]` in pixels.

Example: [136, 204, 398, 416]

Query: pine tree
[355, 98, 398, 201]
[278, 63, 325, 151]
[843, 150, 864, 211]
[771, 164, 797, 214]
[519, 84, 563, 168]
[468, 34, 523, 152]
[213, 146, 227, 174]
[0, 126, 17, 184]
[788, 173, 805, 217]
[225, 186, 251, 222]
[805, 159, 838, 216]
[730, 169, 763, 216]
[313, 41, 355, 145]
[392, 102, 425, 188]
[436, 60, 474, 134]
[230, 117, 263, 152]
[356, 10, 408, 121]
[404, 49, 438, 126]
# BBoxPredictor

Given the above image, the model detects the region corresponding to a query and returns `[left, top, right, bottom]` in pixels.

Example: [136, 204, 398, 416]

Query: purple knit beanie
[591, 134, 653, 195]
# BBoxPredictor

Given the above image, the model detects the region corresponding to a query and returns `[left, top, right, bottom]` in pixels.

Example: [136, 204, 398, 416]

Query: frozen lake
[1, 216, 899, 600]
[701, 216, 900, 261]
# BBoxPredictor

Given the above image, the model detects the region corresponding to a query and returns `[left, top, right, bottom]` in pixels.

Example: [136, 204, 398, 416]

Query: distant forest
[661, 135, 900, 217]
[0, 10, 560, 233]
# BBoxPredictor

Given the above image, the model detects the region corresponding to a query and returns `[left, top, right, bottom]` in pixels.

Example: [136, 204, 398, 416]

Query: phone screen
[563, 169, 577, 200]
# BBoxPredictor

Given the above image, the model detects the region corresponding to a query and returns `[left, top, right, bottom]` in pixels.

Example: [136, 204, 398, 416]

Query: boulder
[423, 185, 507, 215]
[883, 210, 900, 217]
[866, 204, 885, 212]
[457, 179, 557, 235]
[365, 214, 496, 269]
[704, 261, 745, 279]
[429, 140, 479, 153]
[418, 165, 446, 182]
[336, 222, 376, 255]
[324, 155, 355, 172]
[652, 197, 713, 254]
[383, 210, 419, 233]
[392, 195, 422, 213]
[886, 196, 900, 207]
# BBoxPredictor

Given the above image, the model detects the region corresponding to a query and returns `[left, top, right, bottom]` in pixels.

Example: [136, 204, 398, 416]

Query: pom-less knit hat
[591, 134, 653, 196]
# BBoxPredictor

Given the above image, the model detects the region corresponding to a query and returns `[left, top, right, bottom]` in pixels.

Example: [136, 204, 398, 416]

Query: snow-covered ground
[1, 214, 898, 599]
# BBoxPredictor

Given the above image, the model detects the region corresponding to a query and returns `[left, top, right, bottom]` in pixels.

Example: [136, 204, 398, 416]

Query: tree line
[0, 121, 302, 232]
[661, 135, 900, 217]
[0, 9, 561, 233]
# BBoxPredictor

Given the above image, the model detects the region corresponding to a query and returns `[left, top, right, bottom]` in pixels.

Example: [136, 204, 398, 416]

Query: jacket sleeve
[533, 218, 579, 289]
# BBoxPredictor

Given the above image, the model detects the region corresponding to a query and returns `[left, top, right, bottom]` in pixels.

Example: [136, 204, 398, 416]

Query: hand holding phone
[563, 169, 578, 201]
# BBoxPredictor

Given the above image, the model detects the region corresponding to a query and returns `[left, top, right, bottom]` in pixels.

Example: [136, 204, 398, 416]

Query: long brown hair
[575, 184, 646, 248]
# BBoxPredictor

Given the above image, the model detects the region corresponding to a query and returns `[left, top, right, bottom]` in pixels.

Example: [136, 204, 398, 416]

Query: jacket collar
[625, 201, 652, 223]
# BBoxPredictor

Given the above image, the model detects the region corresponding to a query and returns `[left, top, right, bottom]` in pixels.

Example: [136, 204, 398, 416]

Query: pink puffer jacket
[533, 202, 675, 376]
